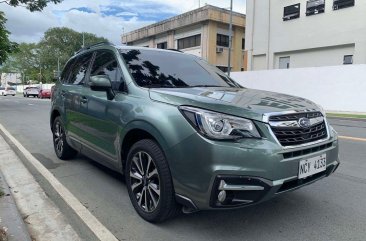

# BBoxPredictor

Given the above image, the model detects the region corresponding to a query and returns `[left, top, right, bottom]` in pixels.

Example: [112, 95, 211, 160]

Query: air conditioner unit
[216, 47, 224, 53]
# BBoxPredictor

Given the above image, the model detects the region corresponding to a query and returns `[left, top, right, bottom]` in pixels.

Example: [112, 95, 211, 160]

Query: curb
[0, 170, 32, 241]
[0, 123, 119, 241]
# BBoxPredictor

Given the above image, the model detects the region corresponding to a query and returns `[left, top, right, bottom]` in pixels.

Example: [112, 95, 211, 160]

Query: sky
[0, 0, 246, 45]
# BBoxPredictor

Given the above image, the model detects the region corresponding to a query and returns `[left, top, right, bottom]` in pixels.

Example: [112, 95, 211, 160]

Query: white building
[0, 73, 21, 86]
[245, 0, 366, 70]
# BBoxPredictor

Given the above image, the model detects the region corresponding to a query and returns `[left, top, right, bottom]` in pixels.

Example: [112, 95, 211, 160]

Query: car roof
[74, 42, 184, 58]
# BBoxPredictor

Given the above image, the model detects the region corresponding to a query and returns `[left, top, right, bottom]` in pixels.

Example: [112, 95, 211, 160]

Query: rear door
[61, 52, 94, 146]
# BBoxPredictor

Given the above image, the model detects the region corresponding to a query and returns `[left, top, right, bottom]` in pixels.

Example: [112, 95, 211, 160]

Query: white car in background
[0, 87, 16, 96]
[24, 87, 39, 97]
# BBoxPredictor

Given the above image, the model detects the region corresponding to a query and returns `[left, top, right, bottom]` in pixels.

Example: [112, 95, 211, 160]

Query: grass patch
[327, 113, 366, 119]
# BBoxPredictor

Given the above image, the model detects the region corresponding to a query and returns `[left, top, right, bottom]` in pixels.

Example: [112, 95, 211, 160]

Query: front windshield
[119, 49, 242, 89]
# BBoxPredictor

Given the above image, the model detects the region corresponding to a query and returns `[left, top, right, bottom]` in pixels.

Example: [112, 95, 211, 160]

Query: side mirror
[89, 75, 115, 100]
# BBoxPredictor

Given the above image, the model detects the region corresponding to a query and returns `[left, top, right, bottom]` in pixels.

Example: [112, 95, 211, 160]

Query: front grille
[269, 112, 328, 147]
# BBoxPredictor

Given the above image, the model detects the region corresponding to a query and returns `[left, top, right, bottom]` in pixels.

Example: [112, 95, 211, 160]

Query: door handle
[60, 90, 66, 97]
[81, 96, 88, 104]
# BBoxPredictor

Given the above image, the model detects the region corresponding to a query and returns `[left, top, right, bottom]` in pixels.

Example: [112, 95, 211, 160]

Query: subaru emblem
[298, 117, 311, 128]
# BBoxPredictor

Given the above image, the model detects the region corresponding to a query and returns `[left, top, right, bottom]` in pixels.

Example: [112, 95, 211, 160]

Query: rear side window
[60, 59, 75, 84]
[90, 50, 124, 91]
[67, 52, 93, 85]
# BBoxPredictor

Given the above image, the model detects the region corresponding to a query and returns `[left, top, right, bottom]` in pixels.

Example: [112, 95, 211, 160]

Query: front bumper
[167, 130, 339, 211]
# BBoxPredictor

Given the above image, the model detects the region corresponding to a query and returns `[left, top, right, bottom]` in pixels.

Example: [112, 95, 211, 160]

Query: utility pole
[227, 0, 233, 76]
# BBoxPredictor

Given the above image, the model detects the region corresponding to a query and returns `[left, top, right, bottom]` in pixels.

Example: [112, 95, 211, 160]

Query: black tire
[12, 95, 15, 96]
[52, 116, 77, 160]
[125, 139, 180, 223]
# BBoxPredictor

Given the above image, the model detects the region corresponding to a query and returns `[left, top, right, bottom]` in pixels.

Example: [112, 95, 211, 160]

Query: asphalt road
[0, 95, 365, 241]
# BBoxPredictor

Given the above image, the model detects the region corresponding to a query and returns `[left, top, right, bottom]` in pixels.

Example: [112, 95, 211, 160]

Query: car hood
[149, 87, 320, 122]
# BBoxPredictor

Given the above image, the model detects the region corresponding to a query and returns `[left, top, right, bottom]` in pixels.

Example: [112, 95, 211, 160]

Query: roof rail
[167, 49, 183, 53]
[75, 41, 114, 54]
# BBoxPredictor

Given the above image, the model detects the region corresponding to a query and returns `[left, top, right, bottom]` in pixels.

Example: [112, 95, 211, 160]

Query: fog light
[218, 190, 226, 203]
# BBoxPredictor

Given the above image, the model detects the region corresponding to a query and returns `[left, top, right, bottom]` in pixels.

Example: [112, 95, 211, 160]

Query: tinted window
[6, 87, 15, 90]
[90, 50, 124, 91]
[68, 53, 93, 85]
[120, 49, 241, 88]
[60, 59, 75, 84]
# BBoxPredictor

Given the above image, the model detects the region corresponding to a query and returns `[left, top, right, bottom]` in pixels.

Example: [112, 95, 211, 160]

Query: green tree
[38, 27, 108, 82]
[0, 0, 62, 12]
[0, 12, 18, 65]
[1, 43, 41, 82]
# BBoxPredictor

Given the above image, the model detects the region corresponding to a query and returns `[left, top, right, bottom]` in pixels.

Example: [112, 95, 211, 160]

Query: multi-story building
[245, 0, 366, 70]
[122, 5, 246, 72]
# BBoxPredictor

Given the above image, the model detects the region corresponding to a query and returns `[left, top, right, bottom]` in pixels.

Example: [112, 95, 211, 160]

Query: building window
[306, 0, 325, 16]
[242, 39, 245, 50]
[283, 4, 300, 21]
[333, 0, 355, 10]
[279, 56, 291, 69]
[217, 34, 229, 47]
[143, 45, 149, 48]
[157, 42, 167, 49]
[178, 34, 201, 50]
[343, 55, 353, 65]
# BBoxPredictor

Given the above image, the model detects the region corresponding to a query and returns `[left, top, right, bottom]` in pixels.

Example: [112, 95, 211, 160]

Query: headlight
[179, 106, 261, 140]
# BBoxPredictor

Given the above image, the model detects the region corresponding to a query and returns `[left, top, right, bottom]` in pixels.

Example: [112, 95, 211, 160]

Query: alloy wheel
[130, 151, 160, 213]
[54, 121, 64, 155]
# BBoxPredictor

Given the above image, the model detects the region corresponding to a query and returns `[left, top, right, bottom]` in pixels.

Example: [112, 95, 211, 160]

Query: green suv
[50, 43, 340, 222]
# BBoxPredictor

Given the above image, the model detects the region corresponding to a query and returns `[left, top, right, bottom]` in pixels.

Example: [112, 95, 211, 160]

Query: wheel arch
[120, 121, 169, 172]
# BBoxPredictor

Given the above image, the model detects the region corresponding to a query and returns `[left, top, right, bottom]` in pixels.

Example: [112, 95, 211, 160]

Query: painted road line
[339, 136, 366, 142]
[0, 123, 119, 241]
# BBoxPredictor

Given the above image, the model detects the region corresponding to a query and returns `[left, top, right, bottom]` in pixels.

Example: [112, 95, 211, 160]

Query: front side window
[306, 0, 325, 16]
[119, 49, 241, 88]
[283, 3, 300, 21]
[217, 34, 229, 47]
[68, 53, 93, 85]
[177, 34, 201, 50]
[90, 50, 124, 91]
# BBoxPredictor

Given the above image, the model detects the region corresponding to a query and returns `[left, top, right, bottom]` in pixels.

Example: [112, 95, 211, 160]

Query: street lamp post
[227, 0, 233, 76]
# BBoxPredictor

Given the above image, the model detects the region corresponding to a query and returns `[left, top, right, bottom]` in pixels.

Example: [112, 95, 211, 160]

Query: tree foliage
[0, 12, 18, 65]
[1, 0, 62, 12]
[1, 27, 109, 83]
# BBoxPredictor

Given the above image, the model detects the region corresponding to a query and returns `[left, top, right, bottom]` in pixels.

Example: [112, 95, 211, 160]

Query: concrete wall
[246, 0, 366, 70]
[231, 64, 366, 112]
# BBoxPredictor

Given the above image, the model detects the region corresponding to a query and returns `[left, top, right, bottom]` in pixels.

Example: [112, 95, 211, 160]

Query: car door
[61, 52, 94, 147]
[80, 49, 126, 166]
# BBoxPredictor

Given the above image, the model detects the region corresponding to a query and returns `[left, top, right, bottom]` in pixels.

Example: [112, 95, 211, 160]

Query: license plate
[298, 154, 326, 179]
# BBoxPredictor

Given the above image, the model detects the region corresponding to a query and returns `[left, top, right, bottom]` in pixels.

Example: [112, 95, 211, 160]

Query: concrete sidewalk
[0, 134, 81, 241]
[0, 170, 31, 241]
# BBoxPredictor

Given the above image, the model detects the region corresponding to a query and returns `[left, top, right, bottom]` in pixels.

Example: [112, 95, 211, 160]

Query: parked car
[38, 89, 51, 99]
[0, 87, 16, 96]
[24, 87, 39, 97]
[50, 43, 340, 223]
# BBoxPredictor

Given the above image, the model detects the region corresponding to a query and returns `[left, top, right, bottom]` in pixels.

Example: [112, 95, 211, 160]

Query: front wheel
[52, 116, 77, 160]
[125, 139, 180, 223]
